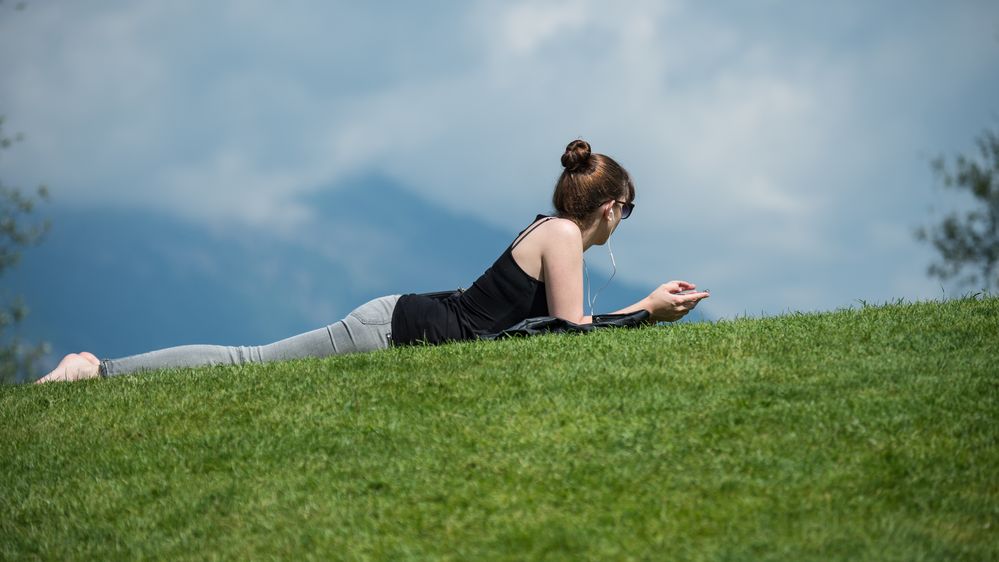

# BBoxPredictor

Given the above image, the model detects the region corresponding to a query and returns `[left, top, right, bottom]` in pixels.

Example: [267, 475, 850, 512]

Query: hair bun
[561, 139, 592, 173]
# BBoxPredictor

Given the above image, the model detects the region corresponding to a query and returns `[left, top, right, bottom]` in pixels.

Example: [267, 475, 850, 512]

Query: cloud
[1, 0, 997, 317]
[499, 1, 591, 56]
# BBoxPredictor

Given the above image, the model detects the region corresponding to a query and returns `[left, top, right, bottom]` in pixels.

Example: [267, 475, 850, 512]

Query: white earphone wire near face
[584, 240, 617, 316]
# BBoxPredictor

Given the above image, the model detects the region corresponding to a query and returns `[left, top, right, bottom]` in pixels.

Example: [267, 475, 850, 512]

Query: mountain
[6, 206, 359, 361]
[7, 174, 658, 367]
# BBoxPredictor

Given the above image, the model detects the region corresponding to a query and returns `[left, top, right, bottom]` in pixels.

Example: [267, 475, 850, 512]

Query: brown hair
[553, 139, 635, 224]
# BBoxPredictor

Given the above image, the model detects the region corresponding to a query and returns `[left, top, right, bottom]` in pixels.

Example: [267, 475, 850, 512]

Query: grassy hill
[2, 297, 997, 560]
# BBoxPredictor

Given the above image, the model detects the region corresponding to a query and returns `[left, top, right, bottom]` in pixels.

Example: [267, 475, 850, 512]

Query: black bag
[478, 310, 650, 340]
[417, 289, 651, 341]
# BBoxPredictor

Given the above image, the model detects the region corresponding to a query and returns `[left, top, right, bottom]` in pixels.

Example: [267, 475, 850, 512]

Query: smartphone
[676, 288, 709, 295]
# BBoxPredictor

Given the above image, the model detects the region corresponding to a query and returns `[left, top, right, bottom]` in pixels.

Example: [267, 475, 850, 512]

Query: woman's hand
[645, 280, 709, 322]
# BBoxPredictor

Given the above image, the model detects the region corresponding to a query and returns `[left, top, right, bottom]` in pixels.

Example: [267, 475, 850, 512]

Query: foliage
[917, 127, 999, 291]
[2, 297, 997, 560]
[0, 116, 50, 383]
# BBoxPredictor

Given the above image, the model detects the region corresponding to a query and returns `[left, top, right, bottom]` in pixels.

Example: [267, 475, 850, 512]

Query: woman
[38, 140, 709, 383]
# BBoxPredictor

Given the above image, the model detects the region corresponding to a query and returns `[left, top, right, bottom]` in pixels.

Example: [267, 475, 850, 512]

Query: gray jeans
[100, 295, 400, 377]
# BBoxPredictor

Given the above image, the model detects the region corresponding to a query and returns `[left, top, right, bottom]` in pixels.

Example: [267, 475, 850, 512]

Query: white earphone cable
[585, 240, 617, 316]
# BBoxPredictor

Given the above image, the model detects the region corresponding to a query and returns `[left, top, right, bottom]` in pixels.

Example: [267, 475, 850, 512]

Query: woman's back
[389, 215, 554, 345]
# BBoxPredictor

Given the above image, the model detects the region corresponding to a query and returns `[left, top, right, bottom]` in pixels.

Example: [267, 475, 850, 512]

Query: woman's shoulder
[509, 215, 582, 282]
[535, 216, 581, 241]
[513, 215, 580, 254]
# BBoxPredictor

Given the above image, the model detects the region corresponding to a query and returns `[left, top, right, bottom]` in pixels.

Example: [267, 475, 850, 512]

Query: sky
[1, 0, 998, 319]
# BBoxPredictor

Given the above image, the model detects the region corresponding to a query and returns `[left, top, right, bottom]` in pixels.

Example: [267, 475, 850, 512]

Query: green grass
[2, 297, 997, 561]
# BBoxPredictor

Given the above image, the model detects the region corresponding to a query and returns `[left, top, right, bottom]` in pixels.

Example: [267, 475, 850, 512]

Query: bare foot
[36, 353, 100, 384]
[78, 351, 101, 366]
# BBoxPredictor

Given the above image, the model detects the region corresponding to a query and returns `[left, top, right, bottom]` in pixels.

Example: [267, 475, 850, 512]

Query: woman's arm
[540, 222, 708, 324]
[622, 281, 709, 322]
[541, 220, 590, 324]
[586, 281, 708, 324]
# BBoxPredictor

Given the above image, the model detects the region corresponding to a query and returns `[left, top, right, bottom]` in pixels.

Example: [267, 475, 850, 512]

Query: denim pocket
[349, 311, 390, 325]
[347, 295, 399, 325]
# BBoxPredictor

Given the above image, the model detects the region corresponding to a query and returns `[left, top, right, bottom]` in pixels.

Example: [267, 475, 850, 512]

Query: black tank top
[391, 215, 554, 345]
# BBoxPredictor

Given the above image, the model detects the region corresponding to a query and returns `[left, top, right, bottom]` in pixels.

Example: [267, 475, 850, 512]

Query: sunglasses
[613, 199, 635, 220]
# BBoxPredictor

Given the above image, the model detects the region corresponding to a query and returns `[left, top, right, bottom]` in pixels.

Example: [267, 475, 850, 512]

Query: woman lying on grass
[38, 139, 710, 383]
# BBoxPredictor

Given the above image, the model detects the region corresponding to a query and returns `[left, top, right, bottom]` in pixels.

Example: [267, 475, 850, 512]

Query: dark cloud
[1, 0, 997, 316]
